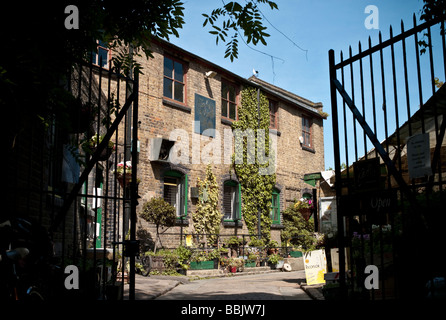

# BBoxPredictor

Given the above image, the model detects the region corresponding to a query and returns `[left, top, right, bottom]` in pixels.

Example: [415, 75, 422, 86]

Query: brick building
[130, 39, 327, 248]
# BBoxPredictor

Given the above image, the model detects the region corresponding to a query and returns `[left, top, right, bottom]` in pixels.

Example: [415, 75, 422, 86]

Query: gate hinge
[123, 240, 140, 257]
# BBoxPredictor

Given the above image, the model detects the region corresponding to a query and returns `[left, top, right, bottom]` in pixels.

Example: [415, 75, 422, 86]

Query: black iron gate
[6, 58, 140, 300]
[329, 15, 445, 300]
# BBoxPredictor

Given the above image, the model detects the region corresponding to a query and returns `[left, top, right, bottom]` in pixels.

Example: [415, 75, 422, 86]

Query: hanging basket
[300, 208, 312, 221]
[117, 173, 132, 188]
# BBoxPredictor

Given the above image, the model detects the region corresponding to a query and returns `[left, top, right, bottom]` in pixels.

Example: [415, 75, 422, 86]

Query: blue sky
[168, 0, 440, 169]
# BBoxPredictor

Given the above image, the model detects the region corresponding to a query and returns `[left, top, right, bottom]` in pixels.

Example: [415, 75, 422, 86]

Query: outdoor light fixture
[205, 70, 217, 78]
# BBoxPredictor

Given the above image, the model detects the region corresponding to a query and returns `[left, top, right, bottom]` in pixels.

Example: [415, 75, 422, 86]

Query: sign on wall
[194, 93, 216, 137]
[407, 133, 432, 179]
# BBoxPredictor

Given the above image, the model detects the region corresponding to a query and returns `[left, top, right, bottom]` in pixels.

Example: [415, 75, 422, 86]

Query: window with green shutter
[163, 170, 187, 218]
[223, 180, 241, 221]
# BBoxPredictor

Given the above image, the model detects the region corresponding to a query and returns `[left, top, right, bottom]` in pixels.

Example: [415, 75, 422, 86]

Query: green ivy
[232, 87, 276, 242]
[192, 164, 223, 246]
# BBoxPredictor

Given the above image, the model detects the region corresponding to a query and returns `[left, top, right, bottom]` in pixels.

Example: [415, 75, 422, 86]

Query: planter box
[190, 260, 216, 270]
[289, 251, 303, 258]
[245, 261, 256, 268]
[151, 256, 165, 272]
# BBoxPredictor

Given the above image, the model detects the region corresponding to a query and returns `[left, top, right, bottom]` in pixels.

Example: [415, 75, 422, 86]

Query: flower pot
[229, 266, 237, 273]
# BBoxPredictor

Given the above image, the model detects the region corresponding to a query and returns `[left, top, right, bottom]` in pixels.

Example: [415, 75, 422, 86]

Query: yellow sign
[303, 249, 327, 285]
[185, 235, 193, 247]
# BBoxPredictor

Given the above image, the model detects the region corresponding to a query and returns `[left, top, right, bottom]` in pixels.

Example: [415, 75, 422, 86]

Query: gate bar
[328, 49, 347, 298]
[49, 90, 137, 234]
[334, 15, 445, 69]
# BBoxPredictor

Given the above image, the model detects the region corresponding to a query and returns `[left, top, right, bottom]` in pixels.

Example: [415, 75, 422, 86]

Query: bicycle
[138, 253, 152, 277]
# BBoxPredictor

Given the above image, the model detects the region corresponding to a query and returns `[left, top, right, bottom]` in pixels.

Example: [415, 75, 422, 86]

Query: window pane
[91, 51, 97, 65]
[98, 40, 108, 48]
[98, 47, 108, 67]
[228, 85, 236, 102]
[174, 81, 183, 102]
[304, 133, 311, 146]
[221, 82, 228, 98]
[270, 113, 276, 128]
[164, 57, 173, 77]
[229, 103, 236, 120]
[272, 208, 279, 222]
[303, 117, 310, 131]
[164, 177, 178, 208]
[221, 100, 228, 117]
[163, 78, 173, 99]
[174, 61, 183, 81]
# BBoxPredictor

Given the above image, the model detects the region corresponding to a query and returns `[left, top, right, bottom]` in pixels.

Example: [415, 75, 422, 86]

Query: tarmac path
[155, 270, 312, 300]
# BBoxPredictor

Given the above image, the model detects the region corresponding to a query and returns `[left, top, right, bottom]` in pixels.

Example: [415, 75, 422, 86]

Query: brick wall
[133, 39, 326, 248]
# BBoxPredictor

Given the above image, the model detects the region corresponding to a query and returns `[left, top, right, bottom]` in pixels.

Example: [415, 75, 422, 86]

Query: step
[185, 266, 278, 278]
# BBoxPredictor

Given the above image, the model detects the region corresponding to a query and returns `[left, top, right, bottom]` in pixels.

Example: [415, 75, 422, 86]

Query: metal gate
[329, 15, 445, 300]
[6, 58, 140, 300]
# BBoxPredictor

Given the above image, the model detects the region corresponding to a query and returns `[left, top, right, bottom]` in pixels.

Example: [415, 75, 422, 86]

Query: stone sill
[163, 98, 191, 113]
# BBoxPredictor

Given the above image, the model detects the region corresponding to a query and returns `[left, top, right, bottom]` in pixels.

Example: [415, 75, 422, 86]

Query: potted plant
[114, 161, 140, 187]
[267, 240, 279, 255]
[224, 236, 244, 257]
[245, 252, 258, 268]
[82, 134, 115, 161]
[267, 253, 283, 269]
[227, 257, 244, 273]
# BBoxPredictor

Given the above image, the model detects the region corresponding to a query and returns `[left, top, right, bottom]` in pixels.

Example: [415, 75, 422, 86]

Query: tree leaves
[202, 1, 278, 61]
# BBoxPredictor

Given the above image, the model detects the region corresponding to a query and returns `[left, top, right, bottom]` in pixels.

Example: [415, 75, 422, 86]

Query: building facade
[128, 39, 327, 248]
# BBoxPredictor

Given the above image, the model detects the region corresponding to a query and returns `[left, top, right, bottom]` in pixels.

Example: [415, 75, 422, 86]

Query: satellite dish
[252, 69, 259, 76]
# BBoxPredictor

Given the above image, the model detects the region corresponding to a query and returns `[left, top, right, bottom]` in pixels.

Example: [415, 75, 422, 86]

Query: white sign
[407, 133, 432, 179]
[330, 248, 348, 273]
[303, 249, 327, 285]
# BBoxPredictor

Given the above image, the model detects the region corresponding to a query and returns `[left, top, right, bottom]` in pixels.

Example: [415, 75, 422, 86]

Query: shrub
[140, 197, 176, 253]
[281, 200, 318, 251]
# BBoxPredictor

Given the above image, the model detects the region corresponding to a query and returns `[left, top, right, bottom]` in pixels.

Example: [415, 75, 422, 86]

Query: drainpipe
[257, 88, 261, 240]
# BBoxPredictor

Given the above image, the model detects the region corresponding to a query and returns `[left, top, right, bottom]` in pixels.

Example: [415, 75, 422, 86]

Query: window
[163, 56, 186, 103]
[221, 81, 237, 120]
[269, 100, 278, 129]
[163, 171, 188, 218]
[91, 40, 110, 69]
[271, 189, 280, 225]
[223, 180, 241, 221]
[302, 116, 312, 148]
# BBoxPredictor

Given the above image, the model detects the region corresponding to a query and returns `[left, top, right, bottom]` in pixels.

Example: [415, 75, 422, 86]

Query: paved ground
[155, 270, 312, 300]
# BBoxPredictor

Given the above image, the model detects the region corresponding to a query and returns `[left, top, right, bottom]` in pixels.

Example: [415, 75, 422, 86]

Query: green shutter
[271, 189, 280, 224]
[237, 183, 242, 220]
